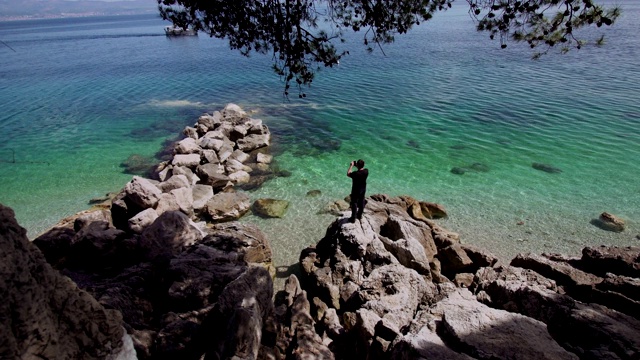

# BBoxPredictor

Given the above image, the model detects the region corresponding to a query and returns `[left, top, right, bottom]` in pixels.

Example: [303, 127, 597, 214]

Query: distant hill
[0, 0, 158, 20]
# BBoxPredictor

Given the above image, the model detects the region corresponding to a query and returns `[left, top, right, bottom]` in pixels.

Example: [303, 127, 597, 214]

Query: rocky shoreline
[1, 104, 639, 359]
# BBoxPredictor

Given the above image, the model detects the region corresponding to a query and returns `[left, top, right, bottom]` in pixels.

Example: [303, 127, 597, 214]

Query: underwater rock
[120, 154, 157, 177]
[451, 167, 466, 175]
[532, 162, 562, 174]
[468, 162, 490, 172]
[306, 190, 322, 197]
[591, 212, 625, 233]
[252, 198, 290, 218]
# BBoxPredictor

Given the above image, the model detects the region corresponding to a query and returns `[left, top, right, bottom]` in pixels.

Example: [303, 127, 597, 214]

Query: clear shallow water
[1, 4, 638, 271]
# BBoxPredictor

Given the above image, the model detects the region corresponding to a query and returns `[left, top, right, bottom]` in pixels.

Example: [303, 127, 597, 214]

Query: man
[347, 159, 368, 222]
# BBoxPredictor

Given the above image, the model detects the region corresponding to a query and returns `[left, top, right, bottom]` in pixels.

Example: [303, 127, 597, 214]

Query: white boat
[164, 26, 197, 36]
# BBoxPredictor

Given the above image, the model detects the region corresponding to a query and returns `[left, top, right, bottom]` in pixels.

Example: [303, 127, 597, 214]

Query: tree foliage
[157, 0, 619, 97]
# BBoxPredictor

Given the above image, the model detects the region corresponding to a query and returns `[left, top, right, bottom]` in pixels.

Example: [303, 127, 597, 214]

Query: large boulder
[124, 176, 162, 210]
[138, 210, 204, 262]
[205, 192, 251, 222]
[0, 204, 132, 359]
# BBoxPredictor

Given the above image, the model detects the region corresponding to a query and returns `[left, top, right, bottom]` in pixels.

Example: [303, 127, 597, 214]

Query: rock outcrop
[0, 204, 134, 359]
[289, 195, 640, 360]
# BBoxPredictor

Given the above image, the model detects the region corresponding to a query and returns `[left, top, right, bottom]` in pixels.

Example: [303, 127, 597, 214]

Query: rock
[390, 325, 474, 360]
[474, 265, 640, 359]
[172, 166, 200, 186]
[120, 154, 156, 177]
[156, 187, 194, 218]
[306, 189, 321, 197]
[229, 149, 250, 163]
[580, 246, 640, 278]
[468, 162, 490, 172]
[203, 266, 274, 360]
[0, 204, 128, 359]
[321, 199, 350, 216]
[128, 208, 159, 233]
[511, 253, 603, 290]
[237, 134, 270, 152]
[217, 143, 234, 163]
[222, 103, 247, 119]
[252, 198, 290, 218]
[198, 137, 224, 151]
[203, 222, 274, 272]
[172, 153, 201, 168]
[192, 184, 214, 213]
[256, 152, 273, 164]
[226, 158, 252, 173]
[201, 149, 219, 164]
[183, 126, 198, 139]
[451, 167, 466, 175]
[197, 112, 222, 130]
[229, 170, 251, 185]
[438, 244, 474, 276]
[454, 273, 475, 288]
[138, 211, 204, 262]
[378, 235, 431, 275]
[205, 192, 251, 222]
[592, 212, 626, 232]
[437, 289, 578, 360]
[532, 162, 562, 173]
[174, 137, 200, 155]
[124, 176, 162, 210]
[157, 174, 191, 193]
[419, 201, 448, 219]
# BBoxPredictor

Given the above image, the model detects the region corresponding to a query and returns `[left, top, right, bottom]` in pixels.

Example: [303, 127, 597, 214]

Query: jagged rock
[226, 158, 252, 173]
[198, 136, 224, 151]
[203, 266, 274, 360]
[237, 134, 270, 152]
[0, 204, 130, 359]
[218, 143, 234, 163]
[172, 166, 200, 186]
[172, 153, 201, 168]
[157, 174, 190, 193]
[192, 184, 214, 213]
[435, 289, 578, 360]
[252, 198, 290, 218]
[580, 246, 640, 278]
[174, 137, 200, 155]
[511, 253, 603, 290]
[183, 126, 198, 140]
[201, 149, 219, 164]
[138, 211, 204, 262]
[222, 103, 247, 119]
[438, 243, 474, 276]
[128, 208, 159, 233]
[257, 152, 273, 164]
[197, 111, 222, 130]
[390, 324, 474, 360]
[474, 265, 640, 359]
[228, 170, 251, 185]
[124, 176, 162, 210]
[204, 222, 274, 271]
[419, 201, 448, 219]
[156, 188, 194, 218]
[205, 192, 251, 222]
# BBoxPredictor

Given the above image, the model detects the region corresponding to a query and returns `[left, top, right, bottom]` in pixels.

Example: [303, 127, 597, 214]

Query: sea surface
[1, 3, 639, 271]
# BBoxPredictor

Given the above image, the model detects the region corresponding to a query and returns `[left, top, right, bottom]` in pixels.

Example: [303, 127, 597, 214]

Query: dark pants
[350, 191, 366, 220]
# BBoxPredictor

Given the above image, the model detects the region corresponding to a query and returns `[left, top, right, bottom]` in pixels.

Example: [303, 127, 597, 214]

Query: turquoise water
[1, 4, 638, 269]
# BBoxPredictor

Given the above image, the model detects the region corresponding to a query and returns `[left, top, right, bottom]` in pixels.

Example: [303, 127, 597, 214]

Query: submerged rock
[252, 198, 290, 218]
[591, 212, 626, 232]
[532, 162, 562, 173]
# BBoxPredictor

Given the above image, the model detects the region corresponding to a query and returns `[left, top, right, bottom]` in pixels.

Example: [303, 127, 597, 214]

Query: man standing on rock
[347, 159, 368, 222]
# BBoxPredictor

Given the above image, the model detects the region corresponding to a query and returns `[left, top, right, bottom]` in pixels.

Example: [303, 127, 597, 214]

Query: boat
[164, 26, 197, 37]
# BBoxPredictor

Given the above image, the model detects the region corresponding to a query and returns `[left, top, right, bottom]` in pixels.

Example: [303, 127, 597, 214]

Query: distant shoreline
[0, 11, 157, 22]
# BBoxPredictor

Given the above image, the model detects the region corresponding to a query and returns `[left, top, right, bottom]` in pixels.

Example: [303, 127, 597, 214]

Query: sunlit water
[1, 3, 638, 274]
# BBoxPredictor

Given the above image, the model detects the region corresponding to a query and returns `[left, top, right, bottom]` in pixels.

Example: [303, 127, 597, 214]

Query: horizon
[0, 0, 158, 21]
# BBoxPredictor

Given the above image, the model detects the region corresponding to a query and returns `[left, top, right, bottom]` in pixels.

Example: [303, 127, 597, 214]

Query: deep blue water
[1, 4, 638, 266]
